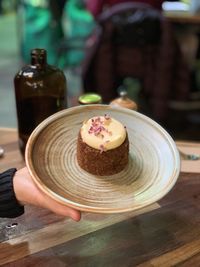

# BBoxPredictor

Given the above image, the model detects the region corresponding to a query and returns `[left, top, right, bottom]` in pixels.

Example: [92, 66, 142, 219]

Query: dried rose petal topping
[88, 116, 109, 136]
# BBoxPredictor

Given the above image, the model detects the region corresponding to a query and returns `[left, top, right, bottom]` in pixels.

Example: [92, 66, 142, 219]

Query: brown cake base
[76, 132, 129, 176]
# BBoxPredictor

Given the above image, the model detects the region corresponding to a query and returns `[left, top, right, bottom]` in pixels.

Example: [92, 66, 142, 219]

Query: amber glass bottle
[14, 48, 67, 155]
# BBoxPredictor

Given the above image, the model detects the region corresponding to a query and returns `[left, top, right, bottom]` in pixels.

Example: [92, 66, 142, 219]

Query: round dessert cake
[76, 114, 129, 175]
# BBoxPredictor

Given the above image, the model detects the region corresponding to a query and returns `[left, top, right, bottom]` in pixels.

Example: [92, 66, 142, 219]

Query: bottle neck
[31, 49, 47, 68]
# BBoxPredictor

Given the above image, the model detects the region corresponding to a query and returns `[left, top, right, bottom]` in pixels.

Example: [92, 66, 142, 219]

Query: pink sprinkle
[95, 117, 102, 123]
[88, 117, 107, 136]
[88, 116, 112, 138]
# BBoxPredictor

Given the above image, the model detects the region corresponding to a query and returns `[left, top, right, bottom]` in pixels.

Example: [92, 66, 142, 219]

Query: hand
[13, 167, 81, 221]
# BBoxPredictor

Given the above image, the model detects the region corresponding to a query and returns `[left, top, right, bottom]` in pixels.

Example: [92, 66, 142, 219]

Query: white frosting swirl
[80, 115, 126, 151]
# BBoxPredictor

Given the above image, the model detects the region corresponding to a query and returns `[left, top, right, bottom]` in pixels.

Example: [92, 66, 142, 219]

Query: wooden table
[1, 128, 200, 266]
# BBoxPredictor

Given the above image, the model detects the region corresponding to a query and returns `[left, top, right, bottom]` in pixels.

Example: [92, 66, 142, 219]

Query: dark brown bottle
[14, 48, 67, 155]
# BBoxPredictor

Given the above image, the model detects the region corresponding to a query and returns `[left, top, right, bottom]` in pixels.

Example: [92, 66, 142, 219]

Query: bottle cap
[31, 48, 46, 56]
[78, 93, 102, 105]
[31, 48, 47, 66]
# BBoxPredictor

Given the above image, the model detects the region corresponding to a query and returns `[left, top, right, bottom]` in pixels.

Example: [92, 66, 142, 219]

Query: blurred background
[0, 0, 200, 141]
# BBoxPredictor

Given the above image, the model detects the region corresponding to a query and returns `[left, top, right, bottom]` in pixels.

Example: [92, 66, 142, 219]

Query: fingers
[67, 208, 81, 222]
[53, 204, 81, 222]
[40, 191, 81, 221]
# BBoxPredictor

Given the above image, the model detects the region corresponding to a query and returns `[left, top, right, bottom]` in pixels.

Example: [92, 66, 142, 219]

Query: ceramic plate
[25, 105, 180, 213]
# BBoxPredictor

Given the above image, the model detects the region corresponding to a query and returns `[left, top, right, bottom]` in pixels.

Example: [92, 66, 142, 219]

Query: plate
[25, 104, 180, 213]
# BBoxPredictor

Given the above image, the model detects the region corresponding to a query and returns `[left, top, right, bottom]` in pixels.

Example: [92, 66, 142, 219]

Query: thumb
[52, 205, 81, 221]
[43, 198, 81, 221]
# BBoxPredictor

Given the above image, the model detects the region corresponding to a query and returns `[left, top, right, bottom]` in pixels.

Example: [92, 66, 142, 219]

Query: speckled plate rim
[25, 104, 181, 213]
